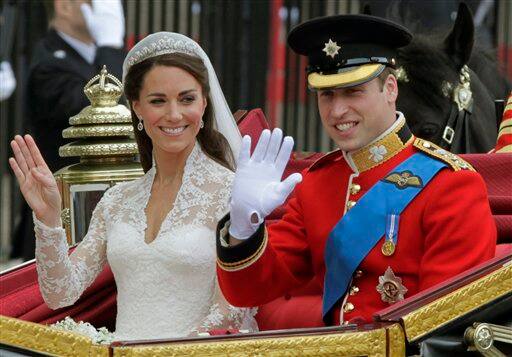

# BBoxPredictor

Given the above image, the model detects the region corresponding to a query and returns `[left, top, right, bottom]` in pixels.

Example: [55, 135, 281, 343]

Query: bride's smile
[132, 65, 207, 157]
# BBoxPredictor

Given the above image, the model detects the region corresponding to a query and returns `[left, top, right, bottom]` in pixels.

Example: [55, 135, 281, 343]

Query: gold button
[349, 286, 359, 295]
[343, 302, 355, 313]
[354, 270, 363, 278]
[350, 184, 361, 195]
[346, 200, 356, 210]
[423, 142, 431, 148]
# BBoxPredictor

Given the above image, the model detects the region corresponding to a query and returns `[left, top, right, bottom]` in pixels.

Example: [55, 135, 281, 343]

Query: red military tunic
[216, 118, 496, 324]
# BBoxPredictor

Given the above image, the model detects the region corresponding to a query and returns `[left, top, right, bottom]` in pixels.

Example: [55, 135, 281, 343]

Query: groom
[215, 14, 496, 325]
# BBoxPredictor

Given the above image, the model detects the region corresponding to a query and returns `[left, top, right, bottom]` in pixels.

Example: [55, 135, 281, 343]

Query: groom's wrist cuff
[216, 213, 267, 271]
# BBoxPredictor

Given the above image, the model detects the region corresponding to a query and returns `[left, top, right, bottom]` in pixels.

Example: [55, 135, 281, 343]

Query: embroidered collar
[345, 112, 413, 173]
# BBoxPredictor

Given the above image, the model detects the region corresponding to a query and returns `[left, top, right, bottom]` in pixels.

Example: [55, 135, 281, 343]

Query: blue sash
[322, 153, 447, 319]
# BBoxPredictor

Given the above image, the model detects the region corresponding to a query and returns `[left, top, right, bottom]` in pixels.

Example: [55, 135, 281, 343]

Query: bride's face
[132, 65, 207, 156]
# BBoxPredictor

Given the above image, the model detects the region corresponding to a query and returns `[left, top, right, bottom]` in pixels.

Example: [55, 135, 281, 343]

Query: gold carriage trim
[112, 323, 403, 356]
[401, 262, 512, 342]
[413, 138, 475, 171]
[388, 322, 407, 356]
[217, 228, 268, 272]
[0, 315, 109, 357]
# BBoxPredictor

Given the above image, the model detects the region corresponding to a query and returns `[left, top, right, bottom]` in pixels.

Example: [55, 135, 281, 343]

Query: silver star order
[376, 266, 408, 304]
[322, 39, 341, 59]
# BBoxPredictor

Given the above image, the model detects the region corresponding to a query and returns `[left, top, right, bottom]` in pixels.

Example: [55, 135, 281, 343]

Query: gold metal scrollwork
[61, 208, 71, 227]
[464, 322, 512, 356]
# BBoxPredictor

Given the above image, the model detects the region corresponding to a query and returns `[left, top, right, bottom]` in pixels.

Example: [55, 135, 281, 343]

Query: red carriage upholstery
[0, 109, 510, 332]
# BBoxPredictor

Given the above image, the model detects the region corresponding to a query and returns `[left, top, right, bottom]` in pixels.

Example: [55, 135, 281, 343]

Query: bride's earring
[199, 119, 204, 129]
[137, 116, 144, 131]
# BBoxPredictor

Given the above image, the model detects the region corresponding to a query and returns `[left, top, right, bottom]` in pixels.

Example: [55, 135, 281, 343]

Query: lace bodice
[35, 142, 257, 340]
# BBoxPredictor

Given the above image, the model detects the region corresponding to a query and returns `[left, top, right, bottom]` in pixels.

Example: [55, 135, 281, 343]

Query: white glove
[81, 0, 125, 48]
[0, 61, 16, 101]
[229, 129, 303, 240]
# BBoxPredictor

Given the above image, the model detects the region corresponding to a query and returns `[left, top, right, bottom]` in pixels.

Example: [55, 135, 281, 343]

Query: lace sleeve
[192, 275, 259, 334]
[34, 191, 111, 310]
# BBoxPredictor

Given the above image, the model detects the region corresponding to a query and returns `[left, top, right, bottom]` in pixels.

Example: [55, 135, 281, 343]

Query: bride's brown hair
[124, 53, 234, 173]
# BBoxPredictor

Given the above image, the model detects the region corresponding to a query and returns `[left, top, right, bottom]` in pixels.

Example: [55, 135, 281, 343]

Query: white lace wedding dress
[34, 142, 257, 341]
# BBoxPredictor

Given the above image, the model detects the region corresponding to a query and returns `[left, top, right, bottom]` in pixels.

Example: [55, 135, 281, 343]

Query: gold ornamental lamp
[54, 66, 144, 244]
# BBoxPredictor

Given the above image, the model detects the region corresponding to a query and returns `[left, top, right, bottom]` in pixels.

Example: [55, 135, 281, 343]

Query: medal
[376, 266, 408, 304]
[381, 240, 395, 256]
[382, 214, 399, 257]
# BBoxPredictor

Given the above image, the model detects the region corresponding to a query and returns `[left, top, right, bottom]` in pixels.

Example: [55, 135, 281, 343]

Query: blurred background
[1, 0, 511, 265]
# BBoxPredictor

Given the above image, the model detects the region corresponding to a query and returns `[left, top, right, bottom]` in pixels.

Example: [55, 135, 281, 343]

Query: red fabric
[208, 329, 240, 335]
[494, 92, 512, 153]
[237, 108, 271, 153]
[218, 142, 497, 325]
[255, 279, 324, 330]
[0, 263, 117, 330]
[461, 153, 512, 243]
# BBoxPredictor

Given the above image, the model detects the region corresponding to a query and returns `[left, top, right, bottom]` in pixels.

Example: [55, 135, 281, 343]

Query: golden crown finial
[83, 65, 123, 108]
[60, 67, 136, 159]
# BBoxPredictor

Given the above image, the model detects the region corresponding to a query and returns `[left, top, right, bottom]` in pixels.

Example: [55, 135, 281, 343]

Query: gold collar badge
[382, 170, 423, 189]
[376, 266, 408, 304]
[323, 39, 341, 59]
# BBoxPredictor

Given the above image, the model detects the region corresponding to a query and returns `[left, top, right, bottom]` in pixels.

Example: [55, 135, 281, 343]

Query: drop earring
[199, 119, 204, 129]
[137, 116, 144, 131]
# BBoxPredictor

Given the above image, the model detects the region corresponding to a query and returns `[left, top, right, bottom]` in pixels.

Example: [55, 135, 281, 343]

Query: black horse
[393, 3, 511, 153]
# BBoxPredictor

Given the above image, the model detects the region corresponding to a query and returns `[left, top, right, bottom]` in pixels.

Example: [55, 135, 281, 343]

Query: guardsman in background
[27, 0, 125, 173]
[13, 0, 125, 261]
[215, 14, 497, 325]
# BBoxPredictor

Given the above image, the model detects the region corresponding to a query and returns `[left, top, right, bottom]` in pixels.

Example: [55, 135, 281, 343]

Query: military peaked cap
[287, 14, 412, 89]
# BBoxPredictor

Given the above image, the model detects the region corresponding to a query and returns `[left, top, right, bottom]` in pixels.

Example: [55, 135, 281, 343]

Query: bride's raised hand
[9, 135, 62, 227]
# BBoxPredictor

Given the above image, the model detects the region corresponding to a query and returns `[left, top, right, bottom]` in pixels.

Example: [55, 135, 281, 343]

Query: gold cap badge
[322, 39, 341, 58]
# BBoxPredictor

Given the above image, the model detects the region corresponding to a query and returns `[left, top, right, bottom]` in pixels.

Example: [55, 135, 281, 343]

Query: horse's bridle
[439, 65, 474, 152]
[396, 64, 474, 152]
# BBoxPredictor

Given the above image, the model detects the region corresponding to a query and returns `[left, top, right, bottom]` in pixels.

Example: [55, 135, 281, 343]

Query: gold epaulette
[308, 149, 342, 171]
[413, 138, 475, 171]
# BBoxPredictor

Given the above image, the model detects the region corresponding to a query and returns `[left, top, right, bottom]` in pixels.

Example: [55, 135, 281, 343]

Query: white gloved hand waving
[0, 61, 16, 101]
[229, 129, 303, 240]
[81, 0, 125, 48]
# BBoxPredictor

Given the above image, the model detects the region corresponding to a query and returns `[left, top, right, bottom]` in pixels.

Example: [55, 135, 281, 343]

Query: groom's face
[316, 75, 398, 152]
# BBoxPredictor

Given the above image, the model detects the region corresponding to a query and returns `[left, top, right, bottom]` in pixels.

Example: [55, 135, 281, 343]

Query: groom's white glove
[81, 0, 125, 48]
[229, 129, 303, 240]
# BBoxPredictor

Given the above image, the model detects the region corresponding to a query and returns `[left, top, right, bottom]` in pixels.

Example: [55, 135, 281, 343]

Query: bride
[8, 32, 258, 341]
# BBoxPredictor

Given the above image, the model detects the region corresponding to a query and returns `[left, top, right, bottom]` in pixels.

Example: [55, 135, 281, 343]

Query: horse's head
[395, 3, 500, 153]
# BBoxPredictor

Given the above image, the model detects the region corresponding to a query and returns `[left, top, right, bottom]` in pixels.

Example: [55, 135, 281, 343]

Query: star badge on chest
[376, 266, 408, 304]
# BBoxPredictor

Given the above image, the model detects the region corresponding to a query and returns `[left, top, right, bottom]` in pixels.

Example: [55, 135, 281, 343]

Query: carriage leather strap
[322, 152, 447, 321]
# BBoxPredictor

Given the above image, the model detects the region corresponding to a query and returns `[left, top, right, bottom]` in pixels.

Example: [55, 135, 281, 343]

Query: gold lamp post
[54, 66, 144, 244]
